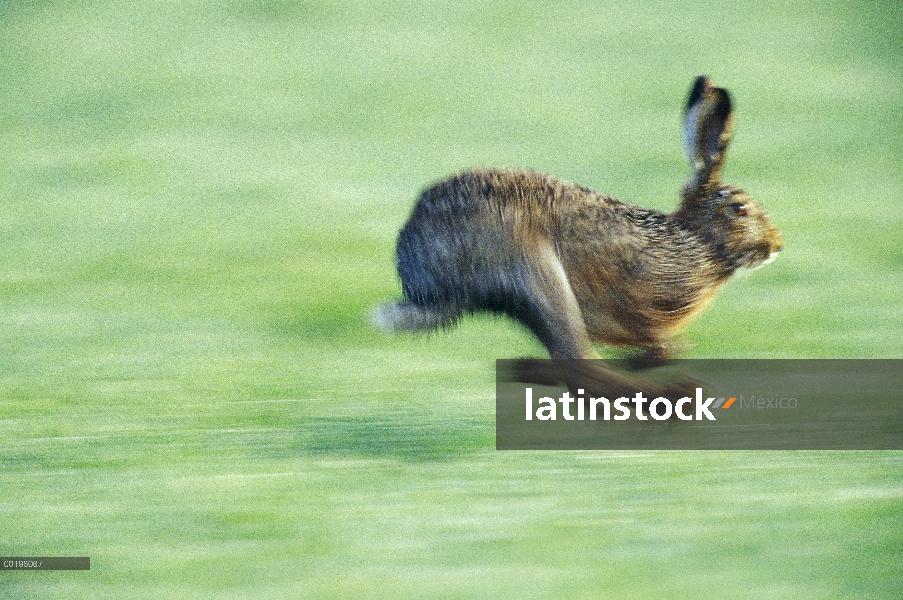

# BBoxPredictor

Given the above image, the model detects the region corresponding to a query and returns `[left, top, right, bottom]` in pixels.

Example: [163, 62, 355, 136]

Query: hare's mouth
[745, 249, 780, 270]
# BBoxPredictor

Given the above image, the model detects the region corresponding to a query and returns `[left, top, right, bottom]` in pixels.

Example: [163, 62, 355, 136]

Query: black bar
[1, 557, 89, 570]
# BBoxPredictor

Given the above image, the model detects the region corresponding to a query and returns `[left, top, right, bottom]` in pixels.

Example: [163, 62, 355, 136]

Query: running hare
[376, 76, 781, 388]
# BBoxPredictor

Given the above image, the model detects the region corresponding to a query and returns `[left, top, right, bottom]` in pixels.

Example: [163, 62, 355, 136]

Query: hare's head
[678, 76, 783, 271]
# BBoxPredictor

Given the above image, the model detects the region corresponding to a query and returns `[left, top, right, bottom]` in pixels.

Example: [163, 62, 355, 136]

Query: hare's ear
[682, 76, 734, 192]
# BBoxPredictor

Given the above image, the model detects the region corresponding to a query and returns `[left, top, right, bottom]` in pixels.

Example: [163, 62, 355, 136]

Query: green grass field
[1, 0, 902, 597]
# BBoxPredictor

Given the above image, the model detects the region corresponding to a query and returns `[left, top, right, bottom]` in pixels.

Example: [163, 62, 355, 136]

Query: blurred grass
[0, 0, 901, 598]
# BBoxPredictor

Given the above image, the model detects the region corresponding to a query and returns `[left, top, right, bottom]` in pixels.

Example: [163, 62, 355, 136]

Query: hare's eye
[730, 202, 748, 217]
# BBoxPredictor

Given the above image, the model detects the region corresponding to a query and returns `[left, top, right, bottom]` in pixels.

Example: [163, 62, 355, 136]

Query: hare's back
[399, 168, 628, 270]
[409, 168, 611, 223]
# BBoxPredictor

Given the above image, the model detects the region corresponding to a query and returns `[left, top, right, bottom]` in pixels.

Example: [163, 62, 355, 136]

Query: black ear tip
[712, 87, 733, 118]
[686, 76, 711, 110]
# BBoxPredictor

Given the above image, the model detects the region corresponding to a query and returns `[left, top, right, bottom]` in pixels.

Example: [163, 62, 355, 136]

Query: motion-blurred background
[1, 1, 901, 598]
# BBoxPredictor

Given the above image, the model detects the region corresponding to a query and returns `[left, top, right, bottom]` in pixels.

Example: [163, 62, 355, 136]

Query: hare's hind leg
[511, 242, 599, 360]
[512, 242, 694, 400]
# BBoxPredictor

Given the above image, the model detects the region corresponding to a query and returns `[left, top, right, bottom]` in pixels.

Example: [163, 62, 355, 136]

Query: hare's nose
[770, 229, 784, 254]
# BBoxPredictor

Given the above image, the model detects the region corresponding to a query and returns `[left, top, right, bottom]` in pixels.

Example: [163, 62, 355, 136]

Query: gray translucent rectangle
[1, 557, 90, 570]
[496, 360, 903, 450]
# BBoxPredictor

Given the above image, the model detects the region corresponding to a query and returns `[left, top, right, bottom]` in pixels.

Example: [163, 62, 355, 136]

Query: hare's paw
[625, 346, 672, 371]
[508, 358, 569, 387]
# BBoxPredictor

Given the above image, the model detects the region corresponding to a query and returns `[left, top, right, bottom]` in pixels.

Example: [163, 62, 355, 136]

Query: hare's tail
[370, 301, 456, 332]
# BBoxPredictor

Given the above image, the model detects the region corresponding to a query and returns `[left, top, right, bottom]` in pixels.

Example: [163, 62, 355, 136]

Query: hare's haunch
[376, 76, 782, 365]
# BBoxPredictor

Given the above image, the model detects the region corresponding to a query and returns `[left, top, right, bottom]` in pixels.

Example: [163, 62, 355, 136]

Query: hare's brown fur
[377, 77, 782, 366]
